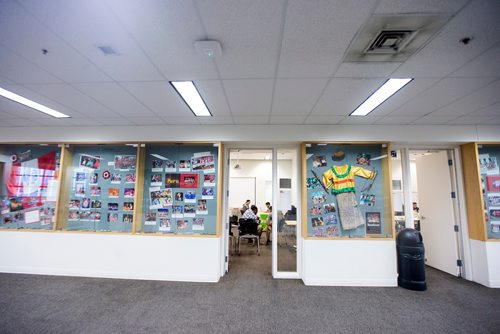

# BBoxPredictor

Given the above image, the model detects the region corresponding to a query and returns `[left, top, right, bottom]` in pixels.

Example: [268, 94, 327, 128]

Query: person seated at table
[264, 202, 271, 212]
[241, 199, 251, 215]
[285, 205, 297, 220]
[265, 206, 273, 245]
[241, 205, 262, 238]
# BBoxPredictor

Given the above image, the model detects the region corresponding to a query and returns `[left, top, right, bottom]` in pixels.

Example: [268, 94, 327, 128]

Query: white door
[415, 150, 460, 276]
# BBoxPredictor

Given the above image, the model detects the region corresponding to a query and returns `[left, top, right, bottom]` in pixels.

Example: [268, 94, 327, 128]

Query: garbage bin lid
[396, 228, 423, 246]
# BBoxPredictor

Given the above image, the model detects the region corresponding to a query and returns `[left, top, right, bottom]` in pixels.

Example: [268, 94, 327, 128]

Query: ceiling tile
[374, 116, 420, 125]
[272, 79, 328, 115]
[74, 82, 157, 117]
[278, 0, 378, 78]
[410, 115, 458, 125]
[335, 63, 400, 78]
[304, 116, 345, 124]
[451, 44, 500, 77]
[90, 117, 135, 126]
[159, 116, 201, 125]
[448, 114, 498, 125]
[126, 116, 167, 126]
[195, 80, 231, 117]
[311, 78, 383, 116]
[340, 116, 381, 125]
[121, 81, 191, 117]
[105, 0, 218, 80]
[233, 115, 270, 124]
[0, 1, 110, 83]
[198, 116, 234, 125]
[19, 0, 164, 82]
[269, 115, 306, 124]
[0, 118, 42, 127]
[197, 0, 285, 79]
[483, 116, 500, 125]
[223, 79, 273, 116]
[393, 0, 500, 78]
[390, 77, 496, 116]
[375, 0, 469, 14]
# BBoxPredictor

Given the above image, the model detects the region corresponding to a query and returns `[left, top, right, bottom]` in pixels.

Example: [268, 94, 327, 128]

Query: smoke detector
[195, 40, 222, 58]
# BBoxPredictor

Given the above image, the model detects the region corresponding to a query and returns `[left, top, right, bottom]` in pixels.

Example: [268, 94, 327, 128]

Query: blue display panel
[64, 145, 137, 232]
[305, 143, 389, 238]
[478, 144, 500, 240]
[0, 145, 61, 230]
[140, 144, 218, 235]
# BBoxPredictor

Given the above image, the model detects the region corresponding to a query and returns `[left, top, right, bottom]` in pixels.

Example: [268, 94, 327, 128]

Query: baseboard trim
[302, 277, 397, 287]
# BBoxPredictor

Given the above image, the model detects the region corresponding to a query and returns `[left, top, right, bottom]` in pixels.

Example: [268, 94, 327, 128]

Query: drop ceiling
[0, 0, 499, 128]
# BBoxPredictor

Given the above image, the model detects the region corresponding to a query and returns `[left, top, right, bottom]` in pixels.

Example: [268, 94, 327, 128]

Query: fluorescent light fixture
[0, 86, 70, 118]
[170, 81, 212, 117]
[350, 78, 413, 116]
[151, 153, 169, 160]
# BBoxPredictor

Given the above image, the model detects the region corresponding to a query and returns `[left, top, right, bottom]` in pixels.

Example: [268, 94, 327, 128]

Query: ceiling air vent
[365, 30, 418, 54]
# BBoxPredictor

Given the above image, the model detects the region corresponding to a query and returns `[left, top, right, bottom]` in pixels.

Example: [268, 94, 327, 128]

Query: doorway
[223, 147, 299, 279]
[409, 149, 463, 277]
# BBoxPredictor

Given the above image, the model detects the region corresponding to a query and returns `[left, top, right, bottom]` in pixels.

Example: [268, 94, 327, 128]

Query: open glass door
[273, 147, 299, 277]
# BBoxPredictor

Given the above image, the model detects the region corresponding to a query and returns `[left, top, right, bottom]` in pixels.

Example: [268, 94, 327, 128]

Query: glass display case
[138, 143, 220, 235]
[0, 144, 61, 230]
[477, 144, 500, 240]
[303, 143, 393, 238]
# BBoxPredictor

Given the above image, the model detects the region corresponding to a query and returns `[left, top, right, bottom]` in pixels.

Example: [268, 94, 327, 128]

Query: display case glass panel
[0, 144, 61, 230]
[304, 143, 392, 238]
[477, 144, 500, 240]
[139, 144, 219, 235]
[60, 144, 138, 232]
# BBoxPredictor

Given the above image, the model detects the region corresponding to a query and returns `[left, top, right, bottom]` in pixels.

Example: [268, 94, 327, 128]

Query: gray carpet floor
[1, 246, 500, 334]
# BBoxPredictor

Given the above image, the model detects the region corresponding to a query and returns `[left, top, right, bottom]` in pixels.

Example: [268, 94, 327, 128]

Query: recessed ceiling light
[170, 81, 212, 117]
[350, 78, 413, 116]
[0, 86, 70, 118]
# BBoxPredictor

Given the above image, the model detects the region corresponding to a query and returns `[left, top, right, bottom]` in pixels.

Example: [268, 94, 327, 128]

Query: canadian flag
[4, 151, 57, 208]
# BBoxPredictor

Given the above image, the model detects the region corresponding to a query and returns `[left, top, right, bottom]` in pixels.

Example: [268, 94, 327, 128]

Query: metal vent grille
[365, 30, 418, 54]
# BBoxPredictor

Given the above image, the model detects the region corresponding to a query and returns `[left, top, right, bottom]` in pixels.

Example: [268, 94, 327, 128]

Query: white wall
[302, 239, 397, 286]
[0, 232, 222, 282]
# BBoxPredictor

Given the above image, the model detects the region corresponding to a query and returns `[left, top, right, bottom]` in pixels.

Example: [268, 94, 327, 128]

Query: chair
[237, 218, 260, 256]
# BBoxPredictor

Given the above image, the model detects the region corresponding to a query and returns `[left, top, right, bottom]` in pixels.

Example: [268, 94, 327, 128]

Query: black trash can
[396, 228, 427, 291]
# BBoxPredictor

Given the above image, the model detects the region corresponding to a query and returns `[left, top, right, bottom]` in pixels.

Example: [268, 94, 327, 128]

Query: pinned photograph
[184, 191, 196, 203]
[204, 174, 216, 186]
[90, 185, 101, 196]
[479, 154, 499, 175]
[491, 222, 500, 233]
[306, 177, 320, 190]
[89, 173, 98, 184]
[152, 159, 163, 172]
[125, 173, 135, 183]
[149, 187, 162, 209]
[356, 153, 371, 166]
[75, 182, 86, 197]
[107, 212, 119, 223]
[176, 219, 188, 230]
[325, 214, 338, 226]
[69, 199, 81, 210]
[326, 224, 339, 237]
[313, 226, 326, 237]
[165, 174, 180, 188]
[366, 212, 381, 234]
[158, 209, 169, 218]
[488, 194, 500, 206]
[310, 206, 322, 216]
[360, 194, 375, 206]
[81, 198, 91, 210]
[123, 202, 134, 211]
[323, 202, 336, 213]
[311, 192, 326, 204]
[91, 200, 102, 209]
[175, 192, 184, 202]
[124, 188, 135, 198]
[191, 153, 215, 173]
[180, 174, 199, 188]
[151, 173, 163, 186]
[197, 199, 208, 215]
[8, 197, 24, 212]
[108, 203, 119, 211]
[110, 173, 122, 184]
[178, 160, 191, 172]
[165, 160, 177, 172]
[24, 210, 40, 224]
[172, 205, 184, 218]
[490, 208, 500, 220]
[79, 211, 91, 221]
[202, 187, 214, 199]
[114, 155, 136, 171]
[158, 188, 173, 207]
[108, 188, 120, 198]
[312, 155, 327, 168]
[311, 217, 324, 227]
[123, 213, 133, 223]
[144, 212, 157, 225]
[79, 154, 101, 170]
[192, 218, 204, 231]
[75, 172, 87, 182]
[486, 175, 500, 192]
[159, 218, 171, 231]
[184, 204, 196, 217]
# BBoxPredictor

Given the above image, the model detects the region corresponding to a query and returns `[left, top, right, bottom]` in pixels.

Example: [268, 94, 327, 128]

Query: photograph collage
[0, 147, 59, 230]
[67, 151, 136, 232]
[305, 144, 385, 238]
[479, 147, 500, 238]
[142, 148, 217, 234]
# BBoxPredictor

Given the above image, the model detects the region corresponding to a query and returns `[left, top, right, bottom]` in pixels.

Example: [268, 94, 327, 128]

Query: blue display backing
[478, 144, 500, 240]
[305, 144, 386, 238]
[65, 145, 137, 232]
[141, 144, 218, 235]
[0, 145, 60, 230]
